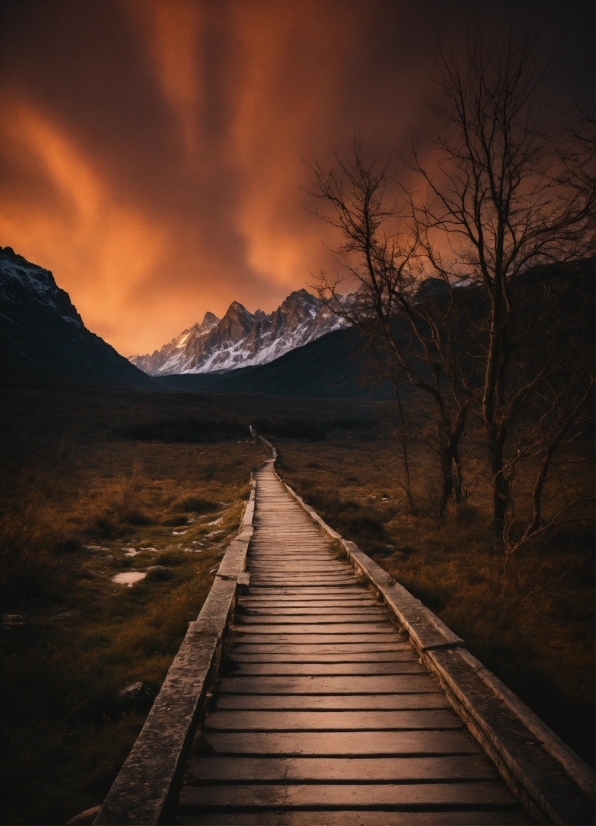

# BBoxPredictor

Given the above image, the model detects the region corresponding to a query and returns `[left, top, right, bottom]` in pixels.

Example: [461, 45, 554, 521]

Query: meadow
[0, 381, 593, 824]
[0, 382, 272, 825]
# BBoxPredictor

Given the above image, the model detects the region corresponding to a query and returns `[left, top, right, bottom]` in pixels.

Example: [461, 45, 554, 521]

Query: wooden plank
[215, 694, 450, 711]
[185, 754, 498, 782]
[178, 811, 533, 825]
[249, 560, 353, 566]
[228, 642, 412, 655]
[248, 573, 353, 579]
[248, 579, 358, 586]
[179, 781, 517, 808]
[248, 573, 356, 579]
[231, 651, 417, 662]
[249, 567, 353, 573]
[229, 633, 408, 644]
[203, 729, 482, 755]
[239, 605, 384, 612]
[248, 551, 341, 557]
[238, 615, 390, 626]
[250, 582, 370, 599]
[248, 570, 354, 576]
[238, 594, 378, 611]
[239, 598, 378, 606]
[242, 602, 387, 618]
[204, 709, 462, 731]
[233, 623, 397, 635]
[218, 675, 441, 695]
[226, 662, 426, 676]
[248, 560, 349, 567]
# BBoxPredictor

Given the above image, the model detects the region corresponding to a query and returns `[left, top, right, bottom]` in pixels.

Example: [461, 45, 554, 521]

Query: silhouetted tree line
[311, 28, 595, 556]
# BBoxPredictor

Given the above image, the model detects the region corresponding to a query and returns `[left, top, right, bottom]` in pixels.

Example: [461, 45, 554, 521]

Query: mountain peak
[227, 301, 251, 316]
[130, 289, 348, 376]
[0, 246, 83, 327]
[0, 247, 152, 388]
[201, 311, 220, 327]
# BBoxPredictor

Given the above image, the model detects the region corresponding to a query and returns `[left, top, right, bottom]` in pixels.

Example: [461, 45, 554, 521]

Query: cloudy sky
[0, 0, 592, 355]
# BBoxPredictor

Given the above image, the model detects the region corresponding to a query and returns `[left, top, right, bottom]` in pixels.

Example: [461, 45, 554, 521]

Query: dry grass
[0, 384, 269, 825]
[277, 428, 595, 767]
[0, 383, 592, 824]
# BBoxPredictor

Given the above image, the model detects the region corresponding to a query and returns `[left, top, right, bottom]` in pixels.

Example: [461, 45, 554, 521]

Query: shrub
[120, 508, 153, 526]
[145, 566, 174, 582]
[162, 514, 188, 527]
[171, 495, 220, 514]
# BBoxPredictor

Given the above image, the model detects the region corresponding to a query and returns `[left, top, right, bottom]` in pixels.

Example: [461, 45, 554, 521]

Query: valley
[0, 248, 593, 823]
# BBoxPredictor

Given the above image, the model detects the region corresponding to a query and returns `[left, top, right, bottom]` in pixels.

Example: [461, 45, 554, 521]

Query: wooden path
[177, 462, 533, 825]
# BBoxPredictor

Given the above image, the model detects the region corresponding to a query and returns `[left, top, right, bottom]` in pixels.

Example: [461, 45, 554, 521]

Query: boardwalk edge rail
[272, 452, 595, 826]
[94, 471, 260, 826]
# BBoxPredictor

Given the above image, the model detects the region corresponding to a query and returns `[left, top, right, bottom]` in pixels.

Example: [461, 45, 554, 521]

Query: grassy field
[0, 382, 593, 824]
[0, 383, 273, 825]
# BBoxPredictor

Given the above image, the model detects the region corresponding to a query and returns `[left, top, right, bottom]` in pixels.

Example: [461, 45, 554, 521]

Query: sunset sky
[0, 0, 593, 356]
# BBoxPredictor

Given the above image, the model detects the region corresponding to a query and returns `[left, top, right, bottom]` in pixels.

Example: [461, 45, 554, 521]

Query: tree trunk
[488, 434, 508, 532]
[452, 445, 463, 504]
[438, 444, 453, 517]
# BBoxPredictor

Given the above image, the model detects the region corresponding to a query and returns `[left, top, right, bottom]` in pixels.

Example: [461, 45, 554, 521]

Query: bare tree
[408, 30, 595, 531]
[310, 149, 473, 516]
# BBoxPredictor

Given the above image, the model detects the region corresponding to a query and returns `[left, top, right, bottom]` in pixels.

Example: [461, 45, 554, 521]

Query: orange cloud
[0, 1, 589, 357]
[226, 1, 363, 288]
[0, 102, 167, 353]
[124, 0, 204, 156]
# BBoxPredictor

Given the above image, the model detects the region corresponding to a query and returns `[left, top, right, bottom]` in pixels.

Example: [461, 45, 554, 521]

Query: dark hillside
[0, 247, 155, 390]
[156, 326, 394, 399]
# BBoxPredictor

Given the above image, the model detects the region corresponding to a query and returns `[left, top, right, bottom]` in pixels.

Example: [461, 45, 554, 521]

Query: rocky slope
[129, 289, 347, 375]
[0, 247, 154, 387]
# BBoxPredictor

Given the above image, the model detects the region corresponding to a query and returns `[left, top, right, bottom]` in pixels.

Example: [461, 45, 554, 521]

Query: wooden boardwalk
[177, 463, 533, 825]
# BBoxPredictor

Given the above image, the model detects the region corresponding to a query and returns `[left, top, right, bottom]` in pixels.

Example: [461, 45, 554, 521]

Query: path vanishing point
[96, 449, 595, 826]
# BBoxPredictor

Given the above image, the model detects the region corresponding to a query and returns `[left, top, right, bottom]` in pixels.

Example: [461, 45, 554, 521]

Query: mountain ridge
[129, 288, 347, 376]
[0, 246, 155, 389]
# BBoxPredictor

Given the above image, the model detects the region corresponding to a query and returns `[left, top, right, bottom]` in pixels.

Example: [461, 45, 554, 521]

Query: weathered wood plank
[239, 598, 377, 606]
[243, 584, 369, 590]
[225, 662, 425, 676]
[233, 623, 397, 635]
[237, 615, 390, 626]
[179, 781, 516, 808]
[203, 729, 483, 755]
[178, 811, 533, 825]
[185, 754, 498, 782]
[239, 603, 378, 610]
[227, 642, 410, 655]
[248, 579, 358, 586]
[248, 560, 349, 567]
[204, 709, 462, 731]
[215, 694, 450, 710]
[229, 633, 410, 644]
[230, 650, 417, 662]
[218, 675, 438, 695]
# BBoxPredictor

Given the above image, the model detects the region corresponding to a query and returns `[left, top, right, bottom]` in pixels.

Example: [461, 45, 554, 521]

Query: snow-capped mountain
[129, 289, 348, 376]
[0, 246, 84, 328]
[0, 246, 153, 387]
